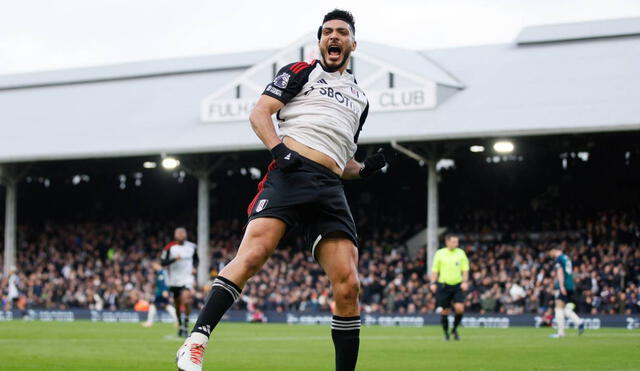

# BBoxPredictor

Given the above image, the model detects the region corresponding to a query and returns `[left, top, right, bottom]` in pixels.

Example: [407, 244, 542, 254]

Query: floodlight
[493, 141, 514, 153]
[162, 158, 180, 169]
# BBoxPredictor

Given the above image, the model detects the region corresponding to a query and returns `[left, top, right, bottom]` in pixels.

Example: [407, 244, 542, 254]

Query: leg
[191, 217, 286, 338]
[165, 304, 178, 326]
[452, 302, 465, 340]
[555, 300, 566, 336]
[564, 301, 583, 334]
[180, 289, 193, 336]
[143, 304, 157, 327]
[440, 308, 450, 340]
[173, 289, 183, 334]
[177, 218, 286, 370]
[453, 303, 465, 327]
[316, 234, 360, 371]
[437, 287, 451, 339]
[451, 285, 466, 340]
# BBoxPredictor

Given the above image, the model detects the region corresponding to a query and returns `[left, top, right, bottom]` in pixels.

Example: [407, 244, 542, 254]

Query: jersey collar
[318, 60, 354, 79]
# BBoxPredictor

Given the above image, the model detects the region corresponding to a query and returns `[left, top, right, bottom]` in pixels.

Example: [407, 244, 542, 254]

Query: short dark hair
[317, 9, 355, 40]
[444, 233, 458, 242]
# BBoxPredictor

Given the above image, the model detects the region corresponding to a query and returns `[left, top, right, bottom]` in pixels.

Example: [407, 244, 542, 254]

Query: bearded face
[318, 19, 356, 72]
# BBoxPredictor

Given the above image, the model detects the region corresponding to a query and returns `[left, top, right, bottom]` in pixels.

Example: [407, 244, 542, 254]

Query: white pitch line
[161, 333, 639, 342]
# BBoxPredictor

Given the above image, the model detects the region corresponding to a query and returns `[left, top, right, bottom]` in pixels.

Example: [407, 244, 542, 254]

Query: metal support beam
[426, 159, 439, 275]
[196, 173, 210, 287]
[0, 165, 26, 277]
[183, 155, 225, 287]
[390, 141, 440, 274]
[390, 140, 426, 165]
[3, 178, 17, 277]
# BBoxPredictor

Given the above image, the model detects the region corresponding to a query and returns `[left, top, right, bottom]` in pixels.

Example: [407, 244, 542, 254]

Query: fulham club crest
[255, 199, 269, 213]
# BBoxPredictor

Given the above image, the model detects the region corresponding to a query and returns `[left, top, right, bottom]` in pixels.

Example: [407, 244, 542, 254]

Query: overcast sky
[1, 0, 639, 75]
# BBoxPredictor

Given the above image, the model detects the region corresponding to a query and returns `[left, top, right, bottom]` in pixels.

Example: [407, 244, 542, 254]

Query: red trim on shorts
[247, 160, 276, 216]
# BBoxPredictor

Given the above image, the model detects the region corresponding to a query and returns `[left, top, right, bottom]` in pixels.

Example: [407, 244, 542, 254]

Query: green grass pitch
[0, 321, 638, 370]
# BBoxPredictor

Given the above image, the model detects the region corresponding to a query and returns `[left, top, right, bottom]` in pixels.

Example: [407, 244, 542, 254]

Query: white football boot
[176, 333, 209, 371]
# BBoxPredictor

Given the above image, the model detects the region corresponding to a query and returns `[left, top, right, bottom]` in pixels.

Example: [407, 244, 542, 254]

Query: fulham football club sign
[201, 34, 448, 123]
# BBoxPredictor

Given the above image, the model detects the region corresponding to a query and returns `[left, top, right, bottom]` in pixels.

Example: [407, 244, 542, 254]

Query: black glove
[271, 143, 302, 171]
[359, 149, 386, 178]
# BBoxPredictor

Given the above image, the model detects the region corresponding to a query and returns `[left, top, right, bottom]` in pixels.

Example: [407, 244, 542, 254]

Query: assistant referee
[430, 234, 469, 341]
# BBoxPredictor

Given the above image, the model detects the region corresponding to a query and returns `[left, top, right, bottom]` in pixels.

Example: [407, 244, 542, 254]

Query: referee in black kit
[176, 9, 386, 371]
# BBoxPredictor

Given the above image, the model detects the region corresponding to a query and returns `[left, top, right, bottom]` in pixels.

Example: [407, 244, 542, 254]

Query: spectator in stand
[0, 208, 638, 316]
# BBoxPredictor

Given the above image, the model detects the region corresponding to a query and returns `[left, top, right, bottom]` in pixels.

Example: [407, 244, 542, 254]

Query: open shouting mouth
[327, 45, 343, 63]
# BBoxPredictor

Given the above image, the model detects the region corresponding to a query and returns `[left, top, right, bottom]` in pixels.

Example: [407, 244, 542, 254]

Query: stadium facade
[1, 17, 640, 280]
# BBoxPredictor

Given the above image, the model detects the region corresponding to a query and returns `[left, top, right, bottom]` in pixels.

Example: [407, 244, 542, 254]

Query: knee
[237, 242, 270, 276]
[332, 272, 360, 304]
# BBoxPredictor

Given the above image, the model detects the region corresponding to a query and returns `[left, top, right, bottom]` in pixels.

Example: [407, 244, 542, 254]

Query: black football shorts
[555, 289, 575, 304]
[247, 155, 358, 258]
[169, 286, 189, 300]
[436, 283, 466, 308]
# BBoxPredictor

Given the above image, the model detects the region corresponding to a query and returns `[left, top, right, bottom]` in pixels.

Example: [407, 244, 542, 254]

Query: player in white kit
[176, 9, 386, 371]
[161, 227, 198, 337]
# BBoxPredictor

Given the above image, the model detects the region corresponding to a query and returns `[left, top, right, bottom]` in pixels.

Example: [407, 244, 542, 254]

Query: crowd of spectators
[1, 209, 639, 316]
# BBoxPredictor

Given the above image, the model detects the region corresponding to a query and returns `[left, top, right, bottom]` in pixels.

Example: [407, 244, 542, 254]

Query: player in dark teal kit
[549, 246, 584, 338]
[143, 261, 178, 328]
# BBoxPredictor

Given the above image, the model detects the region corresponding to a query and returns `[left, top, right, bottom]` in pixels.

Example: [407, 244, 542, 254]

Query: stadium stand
[1, 208, 638, 315]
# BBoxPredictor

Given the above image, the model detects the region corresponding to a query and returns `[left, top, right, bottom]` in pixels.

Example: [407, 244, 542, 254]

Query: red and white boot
[176, 333, 208, 371]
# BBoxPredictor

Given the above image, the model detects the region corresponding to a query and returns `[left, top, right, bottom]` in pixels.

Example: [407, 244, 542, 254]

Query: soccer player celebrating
[161, 227, 198, 338]
[176, 9, 385, 371]
[430, 234, 469, 341]
[549, 245, 585, 338]
[142, 261, 178, 328]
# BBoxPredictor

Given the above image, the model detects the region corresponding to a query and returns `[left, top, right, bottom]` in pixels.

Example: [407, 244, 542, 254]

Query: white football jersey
[262, 60, 369, 170]
[161, 240, 197, 288]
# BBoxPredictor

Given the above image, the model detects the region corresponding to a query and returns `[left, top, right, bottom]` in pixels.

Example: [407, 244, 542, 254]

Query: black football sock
[453, 313, 463, 331]
[191, 276, 241, 338]
[331, 315, 360, 371]
[176, 306, 183, 335]
[441, 315, 449, 333]
[182, 312, 189, 334]
[176, 307, 183, 328]
[184, 310, 190, 332]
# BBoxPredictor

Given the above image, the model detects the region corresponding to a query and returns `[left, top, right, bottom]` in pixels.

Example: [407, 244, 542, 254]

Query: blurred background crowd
[2, 208, 638, 316]
[2, 139, 639, 316]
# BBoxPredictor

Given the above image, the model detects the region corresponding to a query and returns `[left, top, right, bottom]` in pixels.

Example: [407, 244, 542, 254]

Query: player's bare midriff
[283, 136, 343, 177]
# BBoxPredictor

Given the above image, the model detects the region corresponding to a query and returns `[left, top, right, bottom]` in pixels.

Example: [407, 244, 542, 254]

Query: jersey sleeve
[192, 248, 199, 269]
[262, 62, 312, 105]
[353, 101, 369, 144]
[461, 251, 470, 272]
[554, 257, 562, 271]
[160, 242, 176, 266]
[431, 250, 441, 273]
